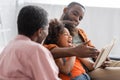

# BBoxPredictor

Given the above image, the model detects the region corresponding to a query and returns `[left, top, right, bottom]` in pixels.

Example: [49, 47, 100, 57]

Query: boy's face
[57, 28, 72, 47]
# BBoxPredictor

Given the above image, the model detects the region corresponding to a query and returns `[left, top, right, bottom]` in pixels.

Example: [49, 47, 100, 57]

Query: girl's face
[57, 28, 72, 47]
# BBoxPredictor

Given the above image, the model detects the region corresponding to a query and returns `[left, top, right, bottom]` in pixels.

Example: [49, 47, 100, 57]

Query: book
[93, 39, 116, 69]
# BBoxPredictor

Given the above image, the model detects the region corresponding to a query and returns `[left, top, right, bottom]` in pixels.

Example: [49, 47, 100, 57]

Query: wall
[0, 1, 120, 58]
[82, 7, 120, 57]
[24, 3, 120, 58]
[0, 0, 17, 52]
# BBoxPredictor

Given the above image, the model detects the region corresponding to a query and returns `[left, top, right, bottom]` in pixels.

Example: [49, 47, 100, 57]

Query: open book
[93, 39, 116, 69]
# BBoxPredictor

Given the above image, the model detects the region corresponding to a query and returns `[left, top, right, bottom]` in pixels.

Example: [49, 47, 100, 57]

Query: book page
[93, 39, 116, 69]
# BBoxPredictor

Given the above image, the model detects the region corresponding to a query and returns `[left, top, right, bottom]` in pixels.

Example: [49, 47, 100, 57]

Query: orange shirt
[44, 28, 94, 80]
[78, 28, 94, 47]
[59, 58, 85, 80]
[44, 44, 58, 50]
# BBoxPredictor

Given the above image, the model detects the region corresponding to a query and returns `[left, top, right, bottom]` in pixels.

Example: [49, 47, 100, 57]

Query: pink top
[0, 35, 60, 80]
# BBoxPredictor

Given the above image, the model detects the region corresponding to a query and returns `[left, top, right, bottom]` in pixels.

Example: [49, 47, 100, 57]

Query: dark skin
[42, 19, 99, 59]
[51, 41, 99, 59]
[37, 28, 99, 59]
[60, 4, 110, 69]
[61, 5, 84, 27]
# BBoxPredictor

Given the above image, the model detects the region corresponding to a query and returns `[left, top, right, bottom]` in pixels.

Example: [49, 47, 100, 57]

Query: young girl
[44, 19, 91, 80]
